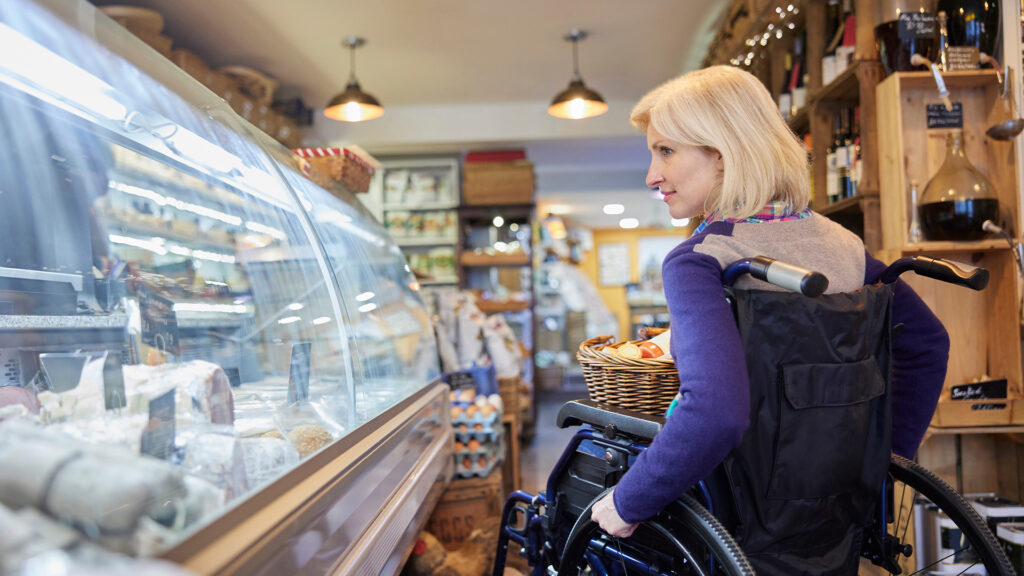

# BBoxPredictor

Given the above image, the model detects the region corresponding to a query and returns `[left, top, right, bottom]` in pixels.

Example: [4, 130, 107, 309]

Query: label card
[927, 102, 963, 129]
[141, 389, 175, 460]
[137, 285, 180, 357]
[898, 12, 937, 40]
[946, 46, 980, 71]
[287, 342, 311, 404]
[103, 353, 126, 410]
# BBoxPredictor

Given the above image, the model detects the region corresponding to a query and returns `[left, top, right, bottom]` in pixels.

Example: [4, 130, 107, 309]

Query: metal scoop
[986, 68, 1024, 140]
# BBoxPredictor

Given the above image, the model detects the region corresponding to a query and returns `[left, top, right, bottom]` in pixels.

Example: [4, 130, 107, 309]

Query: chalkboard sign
[898, 12, 937, 40]
[141, 389, 176, 460]
[447, 371, 477, 391]
[287, 342, 311, 404]
[946, 46, 979, 71]
[103, 353, 126, 410]
[927, 102, 963, 129]
[224, 367, 242, 388]
[137, 285, 180, 357]
[951, 378, 1007, 400]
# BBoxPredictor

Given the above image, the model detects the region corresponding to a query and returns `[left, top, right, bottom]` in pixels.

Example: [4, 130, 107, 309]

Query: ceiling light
[671, 218, 691, 227]
[492, 215, 505, 228]
[324, 36, 384, 123]
[548, 29, 607, 120]
[619, 217, 639, 229]
[603, 203, 625, 215]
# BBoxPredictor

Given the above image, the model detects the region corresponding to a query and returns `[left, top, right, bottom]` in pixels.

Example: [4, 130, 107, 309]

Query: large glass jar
[918, 129, 999, 241]
[876, 0, 939, 75]
[938, 0, 1000, 56]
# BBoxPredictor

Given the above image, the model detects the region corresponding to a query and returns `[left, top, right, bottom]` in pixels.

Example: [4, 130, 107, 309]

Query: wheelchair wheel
[558, 491, 755, 576]
[862, 454, 1013, 576]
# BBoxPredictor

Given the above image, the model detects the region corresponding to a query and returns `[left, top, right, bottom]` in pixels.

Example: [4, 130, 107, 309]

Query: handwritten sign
[946, 46, 979, 71]
[951, 378, 1007, 400]
[898, 12, 936, 40]
[927, 102, 963, 129]
[137, 285, 180, 357]
[141, 389, 176, 460]
[287, 342, 311, 404]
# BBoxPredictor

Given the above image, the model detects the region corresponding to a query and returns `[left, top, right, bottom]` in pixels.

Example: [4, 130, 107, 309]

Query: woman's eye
[659, 146, 673, 156]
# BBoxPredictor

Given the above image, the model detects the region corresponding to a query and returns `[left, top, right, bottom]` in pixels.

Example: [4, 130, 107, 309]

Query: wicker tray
[576, 332, 679, 416]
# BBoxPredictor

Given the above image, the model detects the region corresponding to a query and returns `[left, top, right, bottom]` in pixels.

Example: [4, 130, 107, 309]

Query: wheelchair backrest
[720, 283, 893, 575]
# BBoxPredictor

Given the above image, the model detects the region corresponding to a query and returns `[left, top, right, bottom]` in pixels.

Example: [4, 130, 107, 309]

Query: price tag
[287, 342, 311, 404]
[927, 102, 963, 129]
[137, 285, 180, 357]
[224, 367, 242, 388]
[140, 388, 176, 460]
[103, 353, 126, 410]
[946, 46, 979, 71]
[951, 378, 1007, 400]
[447, 371, 477, 391]
[898, 12, 937, 40]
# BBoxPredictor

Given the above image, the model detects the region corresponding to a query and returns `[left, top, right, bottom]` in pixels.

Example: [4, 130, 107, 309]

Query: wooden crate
[424, 471, 503, 552]
[498, 377, 521, 418]
[501, 415, 521, 500]
[932, 397, 1013, 427]
[462, 161, 534, 205]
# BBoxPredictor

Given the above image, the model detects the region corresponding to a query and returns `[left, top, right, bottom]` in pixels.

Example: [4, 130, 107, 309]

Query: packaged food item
[385, 211, 408, 238]
[410, 172, 439, 204]
[638, 330, 672, 359]
[384, 170, 409, 205]
[406, 212, 424, 237]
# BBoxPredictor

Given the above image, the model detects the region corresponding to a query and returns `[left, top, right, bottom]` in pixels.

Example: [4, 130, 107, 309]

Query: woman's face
[645, 126, 724, 220]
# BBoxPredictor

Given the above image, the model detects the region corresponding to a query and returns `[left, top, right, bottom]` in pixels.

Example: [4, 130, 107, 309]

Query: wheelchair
[494, 255, 1014, 576]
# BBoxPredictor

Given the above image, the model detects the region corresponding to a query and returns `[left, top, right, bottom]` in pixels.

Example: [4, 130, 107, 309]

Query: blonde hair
[630, 66, 809, 220]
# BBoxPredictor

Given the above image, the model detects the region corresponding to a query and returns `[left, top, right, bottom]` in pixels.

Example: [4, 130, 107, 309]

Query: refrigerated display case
[0, 1, 450, 575]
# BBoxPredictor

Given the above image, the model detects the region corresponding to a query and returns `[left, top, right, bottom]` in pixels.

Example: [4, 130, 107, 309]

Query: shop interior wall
[577, 227, 690, 340]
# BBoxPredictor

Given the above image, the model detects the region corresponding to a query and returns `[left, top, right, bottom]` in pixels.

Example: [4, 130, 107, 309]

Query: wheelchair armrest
[556, 399, 665, 442]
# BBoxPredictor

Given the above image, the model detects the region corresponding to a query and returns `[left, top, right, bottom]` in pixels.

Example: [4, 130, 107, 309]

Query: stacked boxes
[449, 388, 504, 478]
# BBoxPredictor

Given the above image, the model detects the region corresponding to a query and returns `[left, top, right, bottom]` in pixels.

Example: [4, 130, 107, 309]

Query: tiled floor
[517, 385, 590, 495]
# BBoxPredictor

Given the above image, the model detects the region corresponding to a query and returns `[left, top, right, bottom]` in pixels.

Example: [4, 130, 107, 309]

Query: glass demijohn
[918, 129, 999, 241]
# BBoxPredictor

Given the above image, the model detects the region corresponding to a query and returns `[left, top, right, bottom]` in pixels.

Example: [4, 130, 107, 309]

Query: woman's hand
[591, 490, 638, 538]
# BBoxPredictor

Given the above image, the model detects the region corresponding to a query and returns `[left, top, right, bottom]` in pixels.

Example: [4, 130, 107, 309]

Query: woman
[590, 66, 949, 546]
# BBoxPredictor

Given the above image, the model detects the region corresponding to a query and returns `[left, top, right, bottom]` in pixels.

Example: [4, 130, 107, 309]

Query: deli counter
[0, 1, 451, 575]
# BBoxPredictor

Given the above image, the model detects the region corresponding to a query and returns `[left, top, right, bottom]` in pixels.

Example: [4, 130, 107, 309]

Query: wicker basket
[576, 331, 679, 416]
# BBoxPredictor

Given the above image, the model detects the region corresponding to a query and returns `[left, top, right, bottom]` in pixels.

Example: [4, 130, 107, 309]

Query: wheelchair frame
[492, 255, 1011, 576]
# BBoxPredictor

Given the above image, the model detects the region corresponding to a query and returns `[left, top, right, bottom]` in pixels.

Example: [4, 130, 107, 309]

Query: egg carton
[453, 422, 502, 443]
[451, 407, 500, 427]
[452, 437, 503, 457]
[453, 448, 503, 479]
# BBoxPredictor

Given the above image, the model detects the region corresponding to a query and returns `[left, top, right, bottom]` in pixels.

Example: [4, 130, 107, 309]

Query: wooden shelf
[927, 425, 1024, 436]
[475, 299, 530, 314]
[819, 192, 876, 217]
[394, 237, 457, 247]
[382, 202, 457, 212]
[788, 106, 810, 134]
[884, 69, 999, 92]
[899, 239, 1010, 254]
[809, 61, 861, 106]
[460, 253, 530, 267]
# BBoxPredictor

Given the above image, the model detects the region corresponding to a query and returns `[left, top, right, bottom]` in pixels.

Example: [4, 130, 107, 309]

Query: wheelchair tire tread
[673, 493, 756, 575]
[888, 454, 1014, 576]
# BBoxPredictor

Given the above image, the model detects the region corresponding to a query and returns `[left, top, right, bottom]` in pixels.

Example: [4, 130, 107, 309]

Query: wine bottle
[937, 10, 950, 71]
[827, 112, 842, 204]
[792, 32, 807, 114]
[835, 0, 856, 76]
[849, 107, 861, 197]
[778, 52, 793, 121]
[836, 109, 853, 200]
[823, 0, 843, 85]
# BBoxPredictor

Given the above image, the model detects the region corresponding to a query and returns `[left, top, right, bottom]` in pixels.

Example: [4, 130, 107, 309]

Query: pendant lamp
[548, 29, 608, 120]
[324, 36, 384, 122]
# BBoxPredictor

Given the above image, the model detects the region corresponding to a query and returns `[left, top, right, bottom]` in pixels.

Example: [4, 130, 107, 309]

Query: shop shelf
[460, 252, 530, 267]
[394, 236, 457, 247]
[899, 239, 1009, 255]
[382, 201, 458, 211]
[475, 299, 530, 314]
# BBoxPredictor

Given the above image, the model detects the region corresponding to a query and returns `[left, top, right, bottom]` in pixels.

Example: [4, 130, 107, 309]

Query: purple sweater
[612, 214, 949, 523]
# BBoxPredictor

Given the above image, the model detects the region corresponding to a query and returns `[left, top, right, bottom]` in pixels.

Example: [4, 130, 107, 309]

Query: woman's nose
[645, 166, 662, 188]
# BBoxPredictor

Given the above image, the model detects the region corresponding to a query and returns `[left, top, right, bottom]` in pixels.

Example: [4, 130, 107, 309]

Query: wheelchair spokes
[860, 455, 1013, 575]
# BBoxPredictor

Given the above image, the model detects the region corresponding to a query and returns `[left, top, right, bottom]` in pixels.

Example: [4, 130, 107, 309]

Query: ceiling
[88, 0, 729, 229]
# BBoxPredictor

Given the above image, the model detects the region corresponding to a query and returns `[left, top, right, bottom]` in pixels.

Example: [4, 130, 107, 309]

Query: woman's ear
[714, 151, 725, 172]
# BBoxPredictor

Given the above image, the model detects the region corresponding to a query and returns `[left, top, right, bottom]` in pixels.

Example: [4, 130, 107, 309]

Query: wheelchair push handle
[880, 256, 989, 291]
[722, 256, 829, 298]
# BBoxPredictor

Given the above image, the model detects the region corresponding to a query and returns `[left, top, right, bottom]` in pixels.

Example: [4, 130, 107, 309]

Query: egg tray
[453, 446, 504, 479]
[453, 422, 502, 443]
[452, 436, 503, 457]
[450, 402, 502, 427]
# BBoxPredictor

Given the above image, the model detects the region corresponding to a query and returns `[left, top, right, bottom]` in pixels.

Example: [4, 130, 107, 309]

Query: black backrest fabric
[720, 284, 893, 576]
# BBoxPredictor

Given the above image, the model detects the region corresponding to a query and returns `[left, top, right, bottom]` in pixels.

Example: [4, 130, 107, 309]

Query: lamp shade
[324, 79, 384, 122]
[548, 79, 608, 119]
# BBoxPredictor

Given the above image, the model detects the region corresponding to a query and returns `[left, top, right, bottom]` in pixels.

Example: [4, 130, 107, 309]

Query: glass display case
[0, 1, 450, 574]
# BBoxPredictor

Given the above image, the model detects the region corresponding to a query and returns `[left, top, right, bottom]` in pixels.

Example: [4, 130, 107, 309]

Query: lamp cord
[570, 33, 582, 81]
[348, 43, 357, 84]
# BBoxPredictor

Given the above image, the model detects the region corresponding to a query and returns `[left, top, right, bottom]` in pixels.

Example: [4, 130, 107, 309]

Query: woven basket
[576, 330, 679, 416]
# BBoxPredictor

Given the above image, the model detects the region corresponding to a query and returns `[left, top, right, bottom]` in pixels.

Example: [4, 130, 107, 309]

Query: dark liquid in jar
[918, 198, 999, 241]
[875, 20, 937, 76]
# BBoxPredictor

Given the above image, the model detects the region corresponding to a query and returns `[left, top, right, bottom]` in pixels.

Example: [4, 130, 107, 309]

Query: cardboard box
[462, 161, 534, 205]
[498, 377, 521, 418]
[425, 471, 503, 551]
